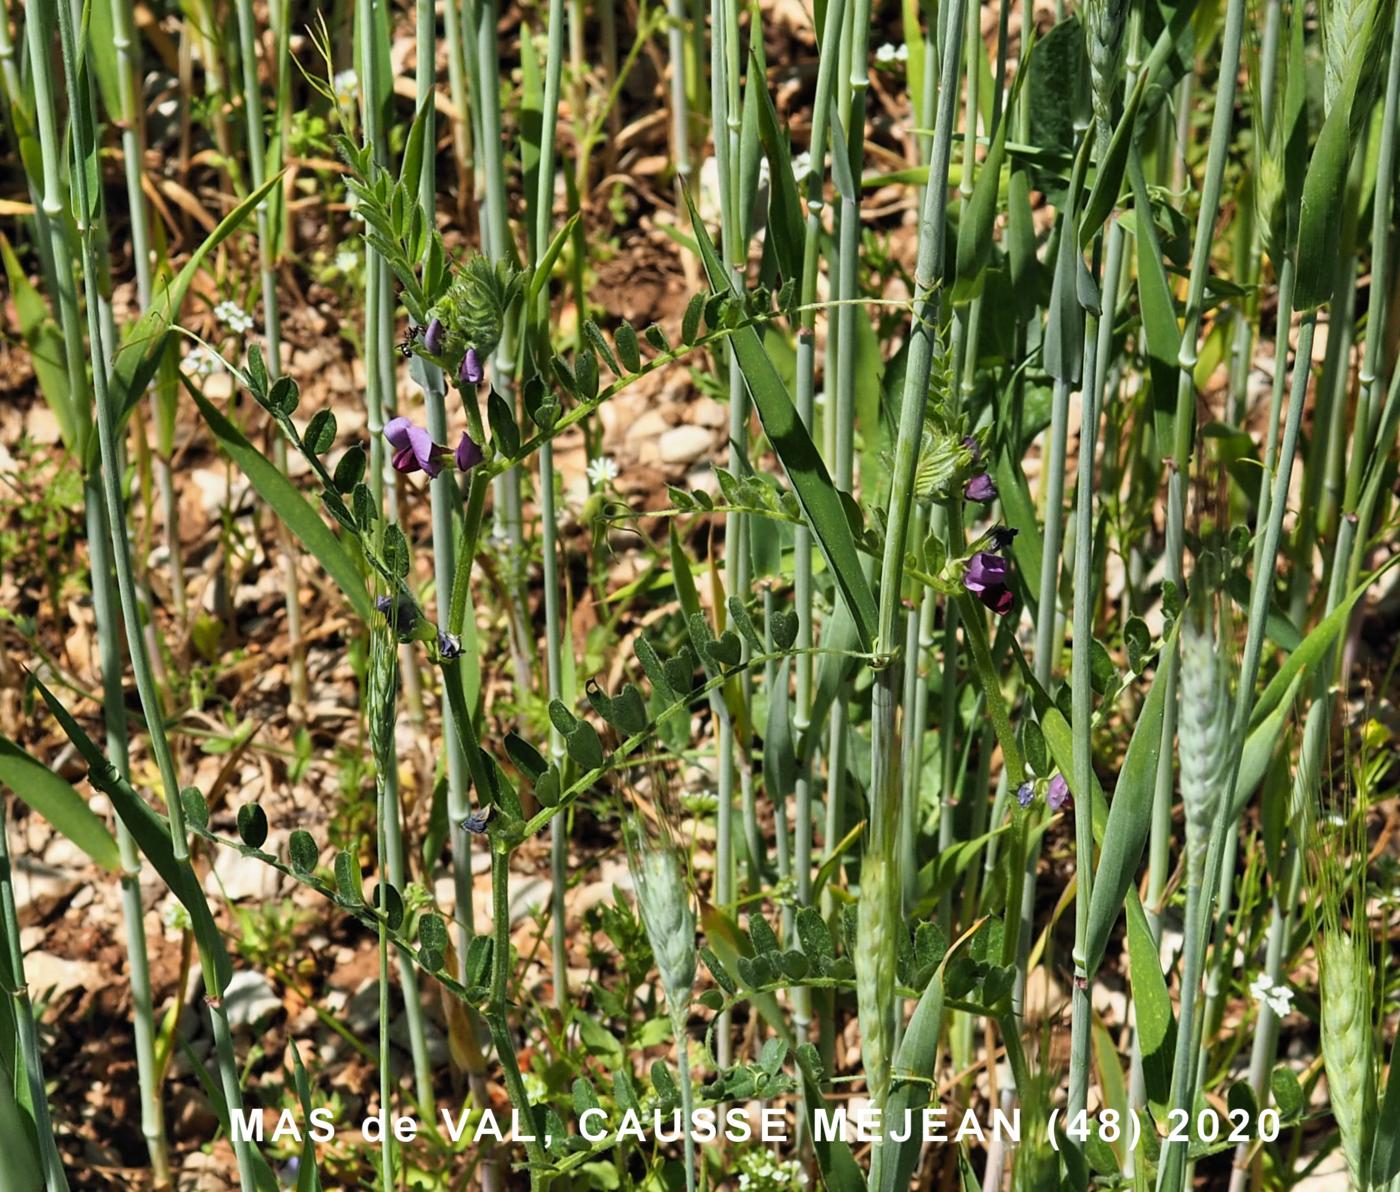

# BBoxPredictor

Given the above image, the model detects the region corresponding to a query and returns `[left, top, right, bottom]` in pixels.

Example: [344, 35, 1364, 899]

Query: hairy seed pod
[1319, 929, 1373, 1188]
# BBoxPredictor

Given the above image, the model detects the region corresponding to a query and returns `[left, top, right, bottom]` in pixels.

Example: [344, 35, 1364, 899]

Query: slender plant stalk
[1228, 514, 1354, 1192]
[233, 0, 307, 708]
[109, 0, 186, 631]
[87, 485, 171, 1185]
[44, 0, 262, 1181]
[24, 0, 168, 1175]
[414, 0, 477, 1010]
[1157, 308, 1314, 1192]
[530, 0, 571, 1012]
[357, 0, 435, 1114]
[860, 0, 964, 1176]
[791, 0, 846, 1074]
[473, 0, 532, 703]
[368, 627, 398, 1188]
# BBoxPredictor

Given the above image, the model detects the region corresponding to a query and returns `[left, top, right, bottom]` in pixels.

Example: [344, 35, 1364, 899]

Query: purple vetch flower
[962, 551, 1014, 615]
[437, 630, 462, 659]
[964, 472, 998, 504]
[963, 435, 982, 466]
[1016, 781, 1035, 808]
[385, 416, 449, 478]
[1047, 773, 1070, 812]
[423, 317, 445, 355]
[460, 347, 484, 385]
[455, 432, 483, 471]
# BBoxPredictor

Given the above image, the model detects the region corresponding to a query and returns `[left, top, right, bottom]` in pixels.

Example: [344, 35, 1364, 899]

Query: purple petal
[963, 551, 1008, 593]
[385, 416, 414, 451]
[455, 433, 483, 471]
[391, 446, 421, 474]
[405, 424, 445, 477]
[1016, 782, 1035, 808]
[460, 347, 484, 385]
[963, 435, 982, 466]
[965, 473, 998, 504]
[1047, 774, 1070, 811]
[423, 318, 445, 355]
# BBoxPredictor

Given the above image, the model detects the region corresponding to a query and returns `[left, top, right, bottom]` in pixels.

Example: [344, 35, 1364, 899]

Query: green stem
[860, 0, 964, 1162]
[0, 795, 69, 1190]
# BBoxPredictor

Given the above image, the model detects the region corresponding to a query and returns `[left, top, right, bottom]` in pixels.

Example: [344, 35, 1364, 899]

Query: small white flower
[335, 248, 358, 274]
[791, 150, 813, 184]
[214, 300, 254, 335]
[587, 455, 619, 487]
[181, 345, 223, 377]
[1249, 974, 1294, 1018]
[875, 42, 909, 64]
[333, 68, 359, 108]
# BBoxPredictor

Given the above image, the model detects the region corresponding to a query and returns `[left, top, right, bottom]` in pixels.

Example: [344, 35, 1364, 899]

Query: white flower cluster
[736, 1149, 805, 1190]
[214, 300, 255, 335]
[181, 345, 223, 377]
[875, 42, 909, 64]
[335, 247, 359, 274]
[1249, 974, 1294, 1018]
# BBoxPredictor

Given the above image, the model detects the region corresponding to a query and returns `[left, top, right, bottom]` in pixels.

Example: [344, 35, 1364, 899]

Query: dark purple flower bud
[462, 806, 494, 834]
[1016, 781, 1035, 808]
[437, 630, 461, 659]
[964, 472, 998, 504]
[376, 593, 419, 638]
[384, 416, 448, 478]
[963, 435, 982, 466]
[1047, 773, 1070, 812]
[455, 432, 483, 471]
[962, 551, 1014, 616]
[460, 347, 484, 385]
[988, 526, 1019, 552]
[423, 318, 445, 355]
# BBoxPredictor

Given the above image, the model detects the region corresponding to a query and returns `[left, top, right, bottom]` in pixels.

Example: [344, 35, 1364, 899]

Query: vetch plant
[2, 0, 1400, 1188]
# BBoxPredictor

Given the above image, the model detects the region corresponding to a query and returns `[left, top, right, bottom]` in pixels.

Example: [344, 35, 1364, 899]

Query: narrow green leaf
[684, 187, 877, 650]
[1085, 622, 1176, 972]
[0, 735, 121, 871]
[1126, 889, 1175, 1110]
[33, 679, 233, 989]
[953, 115, 1008, 300]
[190, 387, 375, 623]
[108, 172, 284, 445]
